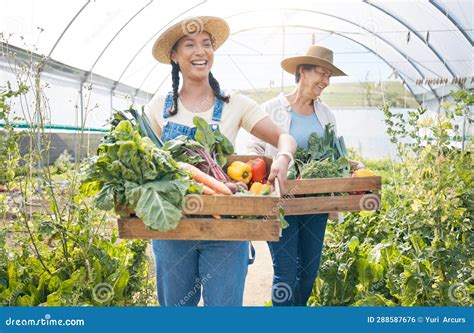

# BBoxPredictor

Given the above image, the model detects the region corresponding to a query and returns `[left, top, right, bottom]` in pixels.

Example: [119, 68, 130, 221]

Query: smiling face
[298, 65, 332, 99]
[170, 32, 214, 82]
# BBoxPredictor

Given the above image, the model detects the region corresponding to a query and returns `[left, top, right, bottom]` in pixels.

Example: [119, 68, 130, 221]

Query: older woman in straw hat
[247, 45, 361, 306]
[145, 16, 296, 306]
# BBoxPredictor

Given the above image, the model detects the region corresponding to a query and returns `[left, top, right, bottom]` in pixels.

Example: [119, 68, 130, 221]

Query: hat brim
[281, 56, 347, 76]
[152, 16, 229, 64]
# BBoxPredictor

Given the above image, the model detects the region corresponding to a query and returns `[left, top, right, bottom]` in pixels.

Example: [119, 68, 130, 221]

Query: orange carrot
[202, 184, 216, 195]
[179, 162, 232, 195]
[212, 214, 222, 219]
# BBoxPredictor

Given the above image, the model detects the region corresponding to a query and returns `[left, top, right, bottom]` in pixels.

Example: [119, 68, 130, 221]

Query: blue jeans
[267, 214, 328, 306]
[152, 240, 249, 306]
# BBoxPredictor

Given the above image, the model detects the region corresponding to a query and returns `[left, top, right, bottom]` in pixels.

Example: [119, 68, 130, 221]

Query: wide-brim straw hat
[152, 16, 230, 64]
[281, 45, 347, 76]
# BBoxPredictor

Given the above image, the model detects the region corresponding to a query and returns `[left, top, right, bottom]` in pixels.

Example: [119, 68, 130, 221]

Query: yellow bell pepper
[353, 168, 376, 177]
[249, 182, 272, 195]
[227, 161, 252, 184]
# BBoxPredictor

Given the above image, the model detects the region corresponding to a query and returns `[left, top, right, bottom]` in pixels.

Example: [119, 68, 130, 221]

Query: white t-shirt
[144, 91, 268, 145]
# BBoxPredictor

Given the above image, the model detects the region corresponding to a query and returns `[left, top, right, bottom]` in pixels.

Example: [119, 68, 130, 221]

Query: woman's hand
[251, 118, 296, 194]
[267, 155, 291, 194]
[349, 159, 365, 170]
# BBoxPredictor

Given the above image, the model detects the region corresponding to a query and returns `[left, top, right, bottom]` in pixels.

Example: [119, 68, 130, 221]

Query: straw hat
[281, 45, 347, 76]
[152, 16, 230, 64]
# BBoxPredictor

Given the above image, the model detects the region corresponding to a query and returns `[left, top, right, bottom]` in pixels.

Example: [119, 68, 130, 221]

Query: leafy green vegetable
[125, 182, 184, 232]
[193, 116, 234, 167]
[278, 207, 289, 229]
[300, 159, 350, 179]
[163, 117, 233, 181]
[81, 119, 201, 231]
[162, 135, 205, 166]
[291, 124, 350, 179]
[193, 116, 216, 153]
[111, 106, 163, 148]
[287, 164, 299, 180]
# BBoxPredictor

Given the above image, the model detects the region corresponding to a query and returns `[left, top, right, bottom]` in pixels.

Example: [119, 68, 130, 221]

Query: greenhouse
[0, 0, 472, 321]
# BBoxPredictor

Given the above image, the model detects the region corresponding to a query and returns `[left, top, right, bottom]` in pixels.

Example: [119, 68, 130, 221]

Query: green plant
[53, 150, 74, 175]
[0, 201, 155, 306]
[193, 116, 234, 167]
[0, 79, 156, 306]
[0, 82, 28, 185]
[289, 124, 350, 179]
[80, 119, 202, 232]
[310, 90, 473, 306]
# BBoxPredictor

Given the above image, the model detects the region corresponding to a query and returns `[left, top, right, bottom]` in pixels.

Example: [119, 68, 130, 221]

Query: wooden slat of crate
[282, 194, 381, 215]
[117, 217, 281, 241]
[186, 194, 279, 215]
[117, 193, 280, 217]
[286, 176, 381, 195]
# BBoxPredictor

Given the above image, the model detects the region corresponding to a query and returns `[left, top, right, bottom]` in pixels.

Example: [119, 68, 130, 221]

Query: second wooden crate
[282, 176, 382, 215]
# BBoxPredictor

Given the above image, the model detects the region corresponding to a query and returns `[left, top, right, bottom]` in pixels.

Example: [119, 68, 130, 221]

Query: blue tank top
[288, 111, 324, 149]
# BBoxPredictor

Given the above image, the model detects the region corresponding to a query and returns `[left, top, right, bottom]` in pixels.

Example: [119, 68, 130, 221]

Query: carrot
[212, 214, 222, 219]
[202, 184, 216, 195]
[179, 162, 232, 195]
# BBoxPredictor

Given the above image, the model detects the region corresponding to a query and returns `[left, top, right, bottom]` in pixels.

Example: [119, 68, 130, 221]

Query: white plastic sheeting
[1, 0, 472, 124]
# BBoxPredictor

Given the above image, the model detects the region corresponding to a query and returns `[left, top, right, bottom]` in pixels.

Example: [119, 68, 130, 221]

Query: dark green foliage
[291, 124, 350, 179]
[80, 118, 201, 232]
[310, 91, 473, 306]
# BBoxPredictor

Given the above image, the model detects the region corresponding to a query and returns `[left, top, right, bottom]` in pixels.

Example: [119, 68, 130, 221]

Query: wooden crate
[117, 218, 280, 241]
[117, 155, 281, 241]
[282, 176, 382, 215]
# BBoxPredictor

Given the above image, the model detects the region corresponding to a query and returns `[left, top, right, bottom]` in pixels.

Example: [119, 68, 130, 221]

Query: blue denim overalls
[152, 93, 252, 306]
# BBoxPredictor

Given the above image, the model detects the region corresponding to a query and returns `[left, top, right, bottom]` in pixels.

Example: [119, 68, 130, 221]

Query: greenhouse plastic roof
[1, 0, 473, 109]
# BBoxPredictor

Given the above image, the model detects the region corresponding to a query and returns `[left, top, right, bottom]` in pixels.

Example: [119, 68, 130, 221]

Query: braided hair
[169, 61, 230, 116]
[209, 72, 230, 103]
[170, 61, 181, 116]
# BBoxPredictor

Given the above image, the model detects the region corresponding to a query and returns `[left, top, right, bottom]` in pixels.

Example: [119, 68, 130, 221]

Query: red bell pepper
[247, 158, 267, 183]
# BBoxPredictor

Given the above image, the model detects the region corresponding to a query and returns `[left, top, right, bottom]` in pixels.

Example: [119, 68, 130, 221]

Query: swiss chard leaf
[214, 129, 234, 155]
[95, 183, 115, 211]
[134, 187, 183, 232]
[193, 116, 216, 153]
[193, 116, 234, 167]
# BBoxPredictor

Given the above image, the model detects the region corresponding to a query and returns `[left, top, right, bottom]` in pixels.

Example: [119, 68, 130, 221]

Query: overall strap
[211, 91, 225, 122]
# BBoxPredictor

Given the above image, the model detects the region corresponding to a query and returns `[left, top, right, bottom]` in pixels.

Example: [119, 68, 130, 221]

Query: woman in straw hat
[247, 45, 363, 306]
[145, 16, 296, 306]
